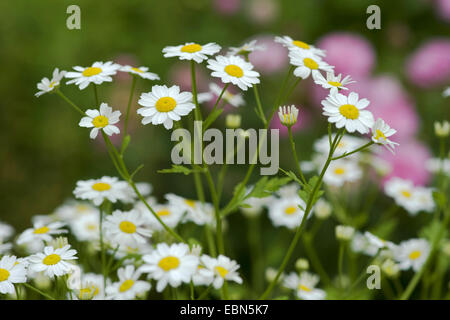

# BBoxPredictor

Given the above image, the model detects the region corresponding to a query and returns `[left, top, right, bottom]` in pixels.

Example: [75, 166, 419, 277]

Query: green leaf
[432, 190, 447, 210]
[247, 176, 292, 199]
[157, 165, 204, 175]
[120, 134, 131, 154]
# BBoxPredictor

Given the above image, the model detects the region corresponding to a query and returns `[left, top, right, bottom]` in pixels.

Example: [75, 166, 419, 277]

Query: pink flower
[246, 0, 279, 25]
[213, 0, 241, 15]
[168, 63, 209, 92]
[317, 32, 376, 79]
[379, 140, 432, 186]
[248, 35, 289, 74]
[433, 0, 450, 22]
[406, 38, 450, 88]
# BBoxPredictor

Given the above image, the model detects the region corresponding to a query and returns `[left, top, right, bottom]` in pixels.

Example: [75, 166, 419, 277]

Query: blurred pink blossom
[433, 0, 450, 21]
[246, 0, 279, 25]
[213, 0, 241, 15]
[168, 63, 209, 92]
[248, 35, 289, 74]
[406, 39, 450, 88]
[379, 140, 432, 186]
[317, 32, 376, 79]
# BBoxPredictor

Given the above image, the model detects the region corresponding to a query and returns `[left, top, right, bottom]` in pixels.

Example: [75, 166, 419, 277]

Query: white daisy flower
[73, 176, 131, 206]
[207, 55, 260, 91]
[443, 86, 450, 97]
[241, 195, 273, 218]
[434, 121, 450, 137]
[140, 243, 199, 292]
[312, 71, 355, 91]
[137, 85, 195, 130]
[17, 221, 67, 245]
[393, 239, 430, 272]
[314, 134, 367, 158]
[111, 242, 154, 260]
[278, 105, 299, 126]
[70, 212, 100, 242]
[0, 222, 14, 242]
[135, 182, 153, 197]
[79, 103, 121, 139]
[165, 194, 214, 226]
[288, 50, 333, 80]
[323, 159, 362, 187]
[70, 272, 105, 300]
[351, 232, 379, 256]
[322, 90, 374, 134]
[35, 68, 66, 97]
[0, 242, 12, 255]
[162, 42, 221, 63]
[267, 196, 307, 230]
[0, 255, 27, 294]
[425, 158, 450, 176]
[364, 232, 396, 251]
[228, 40, 266, 56]
[193, 254, 242, 289]
[313, 198, 332, 220]
[140, 202, 184, 231]
[283, 271, 326, 300]
[119, 65, 160, 80]
[54, 200, 98, 222]
[335, 225, 355, 241]
[384, 177, 424, 215]
[65, 61, 121, 90]
[103, 210, 152, 247]
[199, 82, 245, 108]
[28, 245, 77, 277]
[275, 36, 326, 57]
[371, 118, 399, 154]
[276, 183, 300, 198]
[106, 265, 150, 300]
[414, 187, 435, 213]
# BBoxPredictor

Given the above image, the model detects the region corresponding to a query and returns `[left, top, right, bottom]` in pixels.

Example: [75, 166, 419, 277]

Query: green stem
[23, 283, 56, 300]
[122, 76, 137, 150]
[55, 90, 85, 115]
[253, 84, 267, 125]
[338, 241, 345, 289]
[99, 202, 106, 290]
[93, 84, 99, 106]
[197, 285, 213, 300]
[331, 141, 374, 161]
[288, 125, 307, 184]
[302, 235, 331, 286]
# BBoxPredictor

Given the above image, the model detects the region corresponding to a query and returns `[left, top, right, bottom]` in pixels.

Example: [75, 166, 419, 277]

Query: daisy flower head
[106, 265, 150, 300]
[73, 176, 130, 206]
[384, 177, 422, 215]
[371, 118, 399, 154]
[267, 196, 307, 230]
[323, 159, 362, 187]
[364, 232, 396, 251]
[278, 105, 299, 127]
[35, 68, 66, 97]
[79, 102, 121, 139]
[137, 85, 195, 130]
[288, 50, 333, 80]
[119, 65, 160, 80]
[0, 255, 27, 295]
[393, 239, 430, 272]
[17, 221, 67, 245]
[65, 61, 121, 90]
[228, 40, 266, 56]
[54, 200, 98, 222]
[0, 222, 14, 242]
[162, 42, 221, 63]
[275, 36, 326, 57]
[312, 71, 355, 91]
[335, 225, 355, 241]
[425, 158, 450, 176]
[139, 243, 199, 292]
[144, 202, 184, 231]
[71, 273, 105, 300]
[70, 212, 100, 242]
[283, 271, 326, 300]
[28, 245, 77, 277]
[351, 232, 379, 257]
[322, 90, 374, 134]
[201, 82, 245, 108]
[194, 254, 242, 289]
[165, 194, 214, 226]
[314, 134, 367, 158]
[103, 209, 152, 247]
[207, 55, 260, 91]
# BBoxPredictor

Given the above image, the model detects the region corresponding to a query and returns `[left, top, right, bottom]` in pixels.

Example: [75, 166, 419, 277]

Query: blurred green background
[1, 0, 448, 233]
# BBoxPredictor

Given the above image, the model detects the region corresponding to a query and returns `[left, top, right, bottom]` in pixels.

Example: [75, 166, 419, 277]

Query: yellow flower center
[215, 266, 229, 278]
[184, 199, 196, 208]
[292, 40, 310, 49]
[334, 168, 345, 175]
[92, 115, 109, 128]
[79, 285, 99, 299]
[34, 226, 49, 234]
[157, 209, 171, 217]
[155, 97, 177, 112]
[181, 43, 202, 53]
[86, 223, 97, 231]
[401, 190, 411, 198]
[92, 182, 111, 192]
[0, 268, 10, 281]
[119, 279, 134, 292]
[339, 104, 359, 120]
[303, 58, 318, 70]
[131, 67, 143, 73]
[158, 256, 180, 271]
[374, 129, 387, 141]
[284, 206, 297, 215]
[43, 254, 61, 266]
[299, 284, 311, 292]
[119, 221, 136, 234]
[328, 81, 342, 87]
[76, 204, 89, 212]
[409, 250, 421, 260]
[224, 64, 244, 78]
[82, 67, 102, 77]
[49, 81, 56, 88]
